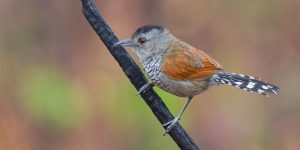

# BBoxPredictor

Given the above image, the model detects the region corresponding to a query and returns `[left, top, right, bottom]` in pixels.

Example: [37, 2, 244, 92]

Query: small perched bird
[114, 25, 279, 134]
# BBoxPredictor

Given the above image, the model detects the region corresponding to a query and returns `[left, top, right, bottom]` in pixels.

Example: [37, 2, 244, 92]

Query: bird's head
[114, 25, 175, 59]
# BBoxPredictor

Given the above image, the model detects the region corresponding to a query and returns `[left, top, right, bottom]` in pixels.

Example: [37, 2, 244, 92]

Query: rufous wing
[161, 41, 223, 80]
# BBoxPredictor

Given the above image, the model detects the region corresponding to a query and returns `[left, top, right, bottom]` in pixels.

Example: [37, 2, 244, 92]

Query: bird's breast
[141, 55, 163, 84]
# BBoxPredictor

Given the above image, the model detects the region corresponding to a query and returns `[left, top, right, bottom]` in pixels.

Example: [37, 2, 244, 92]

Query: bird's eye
[138, 37, 146, 44]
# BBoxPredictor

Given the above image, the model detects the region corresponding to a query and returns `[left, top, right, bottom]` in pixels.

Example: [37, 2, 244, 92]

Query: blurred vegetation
[0, 0, 299, 150]
[20, 66, 91, 129]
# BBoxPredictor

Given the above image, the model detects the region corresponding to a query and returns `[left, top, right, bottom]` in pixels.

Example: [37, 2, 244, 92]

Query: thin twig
[80, 0, 199, 149]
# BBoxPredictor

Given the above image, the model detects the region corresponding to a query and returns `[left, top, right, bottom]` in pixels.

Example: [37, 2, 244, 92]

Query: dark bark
[80, 0, 199, 149]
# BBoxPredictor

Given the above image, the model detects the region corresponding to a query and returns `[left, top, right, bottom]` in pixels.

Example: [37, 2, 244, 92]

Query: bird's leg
[136, 82, 155, 95]
[163, 96, 193, 135]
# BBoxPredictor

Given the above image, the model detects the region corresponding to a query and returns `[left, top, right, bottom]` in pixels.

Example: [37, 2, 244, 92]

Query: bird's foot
[163, 116, 180, 135]
[136, 82, 154, 96]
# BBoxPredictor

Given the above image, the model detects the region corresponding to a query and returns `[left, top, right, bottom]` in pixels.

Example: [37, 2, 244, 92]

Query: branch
[80, 0, 199, 149]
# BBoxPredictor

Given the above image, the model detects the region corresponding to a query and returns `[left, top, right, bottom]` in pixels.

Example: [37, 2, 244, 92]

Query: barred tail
[212, 72, 279, 96]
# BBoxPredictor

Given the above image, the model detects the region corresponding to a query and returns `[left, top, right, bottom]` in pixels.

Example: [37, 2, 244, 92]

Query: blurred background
[0, 0, 299, 149]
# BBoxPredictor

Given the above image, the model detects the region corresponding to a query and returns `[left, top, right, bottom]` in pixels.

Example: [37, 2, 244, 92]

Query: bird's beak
[114, 39, 136, 47]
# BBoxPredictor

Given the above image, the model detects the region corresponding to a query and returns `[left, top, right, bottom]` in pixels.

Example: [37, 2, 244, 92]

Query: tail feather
[212, 72, 279, 96]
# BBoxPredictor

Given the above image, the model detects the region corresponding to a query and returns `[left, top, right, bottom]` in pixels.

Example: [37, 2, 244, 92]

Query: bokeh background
[0, 0, 299, 149]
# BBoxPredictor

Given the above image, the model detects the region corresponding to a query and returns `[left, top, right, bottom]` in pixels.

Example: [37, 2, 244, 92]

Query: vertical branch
[80, 0, 200, 149]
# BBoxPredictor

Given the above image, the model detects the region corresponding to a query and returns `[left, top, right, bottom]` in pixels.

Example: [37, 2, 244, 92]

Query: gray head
[114, 25, 174, 59]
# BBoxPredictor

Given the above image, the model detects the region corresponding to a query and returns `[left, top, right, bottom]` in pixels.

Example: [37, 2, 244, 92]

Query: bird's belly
[154, 73, 210, 97]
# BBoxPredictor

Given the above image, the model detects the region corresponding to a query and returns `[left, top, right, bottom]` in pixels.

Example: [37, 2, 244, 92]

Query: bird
[114, 24, 279, 134]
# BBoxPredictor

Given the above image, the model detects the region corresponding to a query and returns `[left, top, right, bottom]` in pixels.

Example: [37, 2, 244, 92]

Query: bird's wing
[160, 41, 223, 80]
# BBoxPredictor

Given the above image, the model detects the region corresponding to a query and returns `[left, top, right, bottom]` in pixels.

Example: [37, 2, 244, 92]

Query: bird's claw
[163, 117, 180, 135]
[135, 83, 154, 96]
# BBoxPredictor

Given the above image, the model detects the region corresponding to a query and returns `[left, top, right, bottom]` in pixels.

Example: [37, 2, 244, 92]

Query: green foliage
[20, 66, 90, 129]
